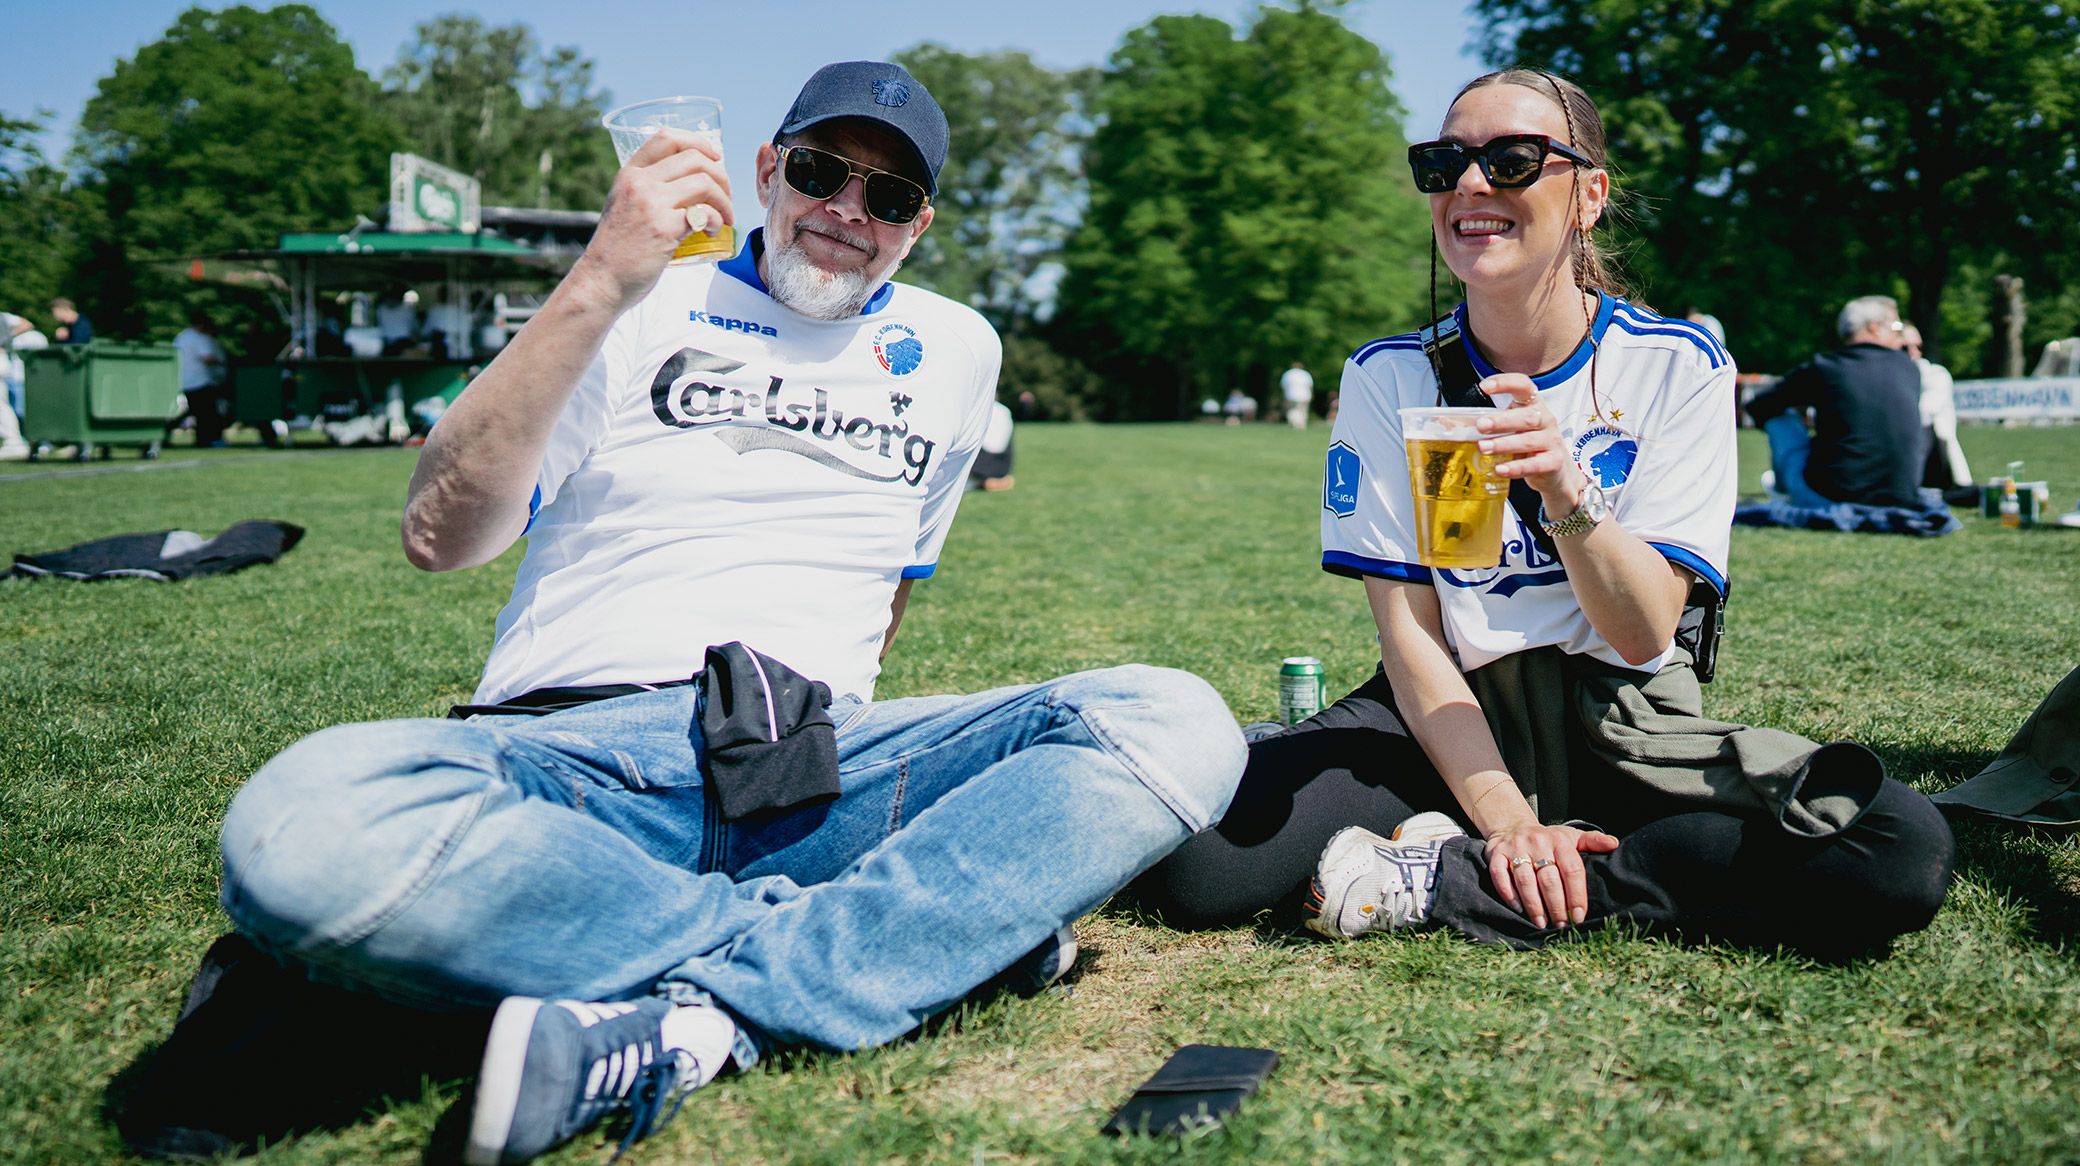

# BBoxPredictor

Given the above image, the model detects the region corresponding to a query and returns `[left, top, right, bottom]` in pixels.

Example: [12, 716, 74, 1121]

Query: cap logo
[871, 79, 911, 108]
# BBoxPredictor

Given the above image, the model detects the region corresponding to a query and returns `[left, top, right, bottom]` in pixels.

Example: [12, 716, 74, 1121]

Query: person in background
[1746, 294, 1925, 509]
[967, 399, 1016, 491]
[377, 289, 420, 356]
[170, 310, 231, 448]
[1902, 323, 1972, 494]
[1280, 360, 1315, 429]
[1683, 306, 1726, 348]
[1222, 387, 1255, 425]
[0, 313, 47, 458]
[50, 298, 93, 345]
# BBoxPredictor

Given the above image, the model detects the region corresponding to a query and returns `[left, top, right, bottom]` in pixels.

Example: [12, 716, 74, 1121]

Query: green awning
[274, 231, 536, 255]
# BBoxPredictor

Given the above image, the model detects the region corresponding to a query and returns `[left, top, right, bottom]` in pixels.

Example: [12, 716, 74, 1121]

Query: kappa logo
[689, 309, 778, 338]
[872, 79, 911, 108]
[1324, 442, 1360, 517]
[872, 323, 924, 377]
[1570, 424, 1638, 490]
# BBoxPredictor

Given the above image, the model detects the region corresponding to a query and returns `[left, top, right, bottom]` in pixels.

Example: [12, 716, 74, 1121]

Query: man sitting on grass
[209, 61, 1244, 1165]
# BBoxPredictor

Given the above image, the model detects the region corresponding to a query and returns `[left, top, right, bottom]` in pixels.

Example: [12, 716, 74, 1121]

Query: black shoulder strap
[1419, 314, 1725, 682]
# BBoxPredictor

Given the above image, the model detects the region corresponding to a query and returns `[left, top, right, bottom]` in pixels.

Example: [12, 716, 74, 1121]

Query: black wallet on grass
[1100, 1044, 1279, 1136]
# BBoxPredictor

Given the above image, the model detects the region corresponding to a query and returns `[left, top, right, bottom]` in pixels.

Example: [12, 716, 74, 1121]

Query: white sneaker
[1306, 811, 1465, 940]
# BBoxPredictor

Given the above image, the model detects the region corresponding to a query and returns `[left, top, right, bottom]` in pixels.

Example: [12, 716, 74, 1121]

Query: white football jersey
[1321, 294, 1735, 674]
[475, 230, 1001, 705]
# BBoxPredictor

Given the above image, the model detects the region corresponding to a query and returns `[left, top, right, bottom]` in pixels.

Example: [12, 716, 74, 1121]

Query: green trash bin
[22, 343, 181, 460]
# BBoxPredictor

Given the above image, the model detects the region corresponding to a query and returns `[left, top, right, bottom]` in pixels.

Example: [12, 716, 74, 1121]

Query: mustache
[792, 221, 876, 257]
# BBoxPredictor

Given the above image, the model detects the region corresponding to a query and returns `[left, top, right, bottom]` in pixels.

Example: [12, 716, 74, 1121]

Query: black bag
[1422, 315, 1725, 682]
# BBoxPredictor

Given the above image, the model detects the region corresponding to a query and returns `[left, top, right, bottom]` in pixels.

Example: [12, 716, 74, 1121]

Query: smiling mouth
[1454, 218, 1514, 236]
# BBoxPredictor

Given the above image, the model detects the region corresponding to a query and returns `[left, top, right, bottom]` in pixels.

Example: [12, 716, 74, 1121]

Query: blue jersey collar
[1457, 291, 1615, 389]
[717, 227, 895, 316]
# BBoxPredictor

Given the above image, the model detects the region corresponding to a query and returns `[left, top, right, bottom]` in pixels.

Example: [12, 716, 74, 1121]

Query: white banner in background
[1952, 377, 2080, 422]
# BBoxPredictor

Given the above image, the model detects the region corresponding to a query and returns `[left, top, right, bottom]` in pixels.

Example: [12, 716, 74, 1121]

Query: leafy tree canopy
[382, 14, 617, 210]
[1056, 1, 1430, 418]
[892, 44, 1095, 335]
[0, 111, 72, 323]
[1476, 0, 2080, 373]
[72, 4, 401, 339]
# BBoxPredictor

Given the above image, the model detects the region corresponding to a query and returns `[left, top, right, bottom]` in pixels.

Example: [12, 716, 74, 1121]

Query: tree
[381, 15, 618, 211]
[1055, 2, 1430, 418]
[890, 44, 1095, 335]
[0, 112, 73, 321]
[72, 4, 401, 340]
[1475, 0, 2080, 372]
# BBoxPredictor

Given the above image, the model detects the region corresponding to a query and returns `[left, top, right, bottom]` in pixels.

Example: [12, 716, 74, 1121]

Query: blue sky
[6, 0, 1486, 226]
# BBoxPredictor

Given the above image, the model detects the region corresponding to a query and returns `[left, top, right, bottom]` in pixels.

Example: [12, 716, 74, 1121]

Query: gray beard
[765, 229, 901, 320]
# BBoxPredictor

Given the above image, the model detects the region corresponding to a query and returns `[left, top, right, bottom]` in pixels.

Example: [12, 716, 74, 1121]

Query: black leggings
[1140, 670, 1955, 957]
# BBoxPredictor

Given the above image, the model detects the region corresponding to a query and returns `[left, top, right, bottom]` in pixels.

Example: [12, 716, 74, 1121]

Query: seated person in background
[50, 297, 94, 345]
[966, 399, 1015, 491]
[1903, 323, 1973, 493]
[1137, 68, 1951, 962]
[1746, 295, 1925, 509]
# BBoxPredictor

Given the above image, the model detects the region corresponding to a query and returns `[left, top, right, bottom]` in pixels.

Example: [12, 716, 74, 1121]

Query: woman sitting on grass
[1140, 69, 1953, 957]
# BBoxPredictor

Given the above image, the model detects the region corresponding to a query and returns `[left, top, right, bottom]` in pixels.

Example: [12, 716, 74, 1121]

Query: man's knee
[220, 719, 495, 949]
[1051, 664, 1246, 832]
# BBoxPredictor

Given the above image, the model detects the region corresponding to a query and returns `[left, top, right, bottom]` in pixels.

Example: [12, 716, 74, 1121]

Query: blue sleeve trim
[1322, 550, 1432, 584]
[522, 484, 542, 535]
[901, 564, 936, 580]
[1611, 303, 1730, 368]
[1648, 542, 1728, 598]
[1349, 333, 1423, 366]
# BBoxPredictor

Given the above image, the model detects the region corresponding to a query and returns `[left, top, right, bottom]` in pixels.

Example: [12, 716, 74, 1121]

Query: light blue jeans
[219, 665, 1244, 1068]
[1762, 412, 1835, 509]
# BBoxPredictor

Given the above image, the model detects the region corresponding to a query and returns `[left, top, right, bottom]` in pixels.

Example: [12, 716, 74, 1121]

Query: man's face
[50, 304, 75, 325]
[754, 119, 933, 319]
[1861, 312, 1906, 349]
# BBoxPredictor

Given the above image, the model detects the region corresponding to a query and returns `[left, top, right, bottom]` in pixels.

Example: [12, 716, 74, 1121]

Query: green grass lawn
[3, 422, 2077, 1164]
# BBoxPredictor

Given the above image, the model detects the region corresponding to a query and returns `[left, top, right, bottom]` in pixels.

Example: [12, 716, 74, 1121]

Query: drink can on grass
[1278, 657, 1325, 726]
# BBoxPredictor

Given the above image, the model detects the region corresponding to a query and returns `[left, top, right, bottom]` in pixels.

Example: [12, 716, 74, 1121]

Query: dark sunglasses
[776, 144, 930, 226]
[1407, 134, 1595, 194]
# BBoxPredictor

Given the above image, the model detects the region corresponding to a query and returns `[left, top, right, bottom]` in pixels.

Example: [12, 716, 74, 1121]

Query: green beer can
[1279, 657, 1326, 726]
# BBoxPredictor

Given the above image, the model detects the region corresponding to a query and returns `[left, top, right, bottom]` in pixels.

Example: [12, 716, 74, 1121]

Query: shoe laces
[609, 1050, 699, 1162]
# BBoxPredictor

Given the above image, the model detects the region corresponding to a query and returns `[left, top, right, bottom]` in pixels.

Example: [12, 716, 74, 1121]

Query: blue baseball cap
[774, 61, 949, 196]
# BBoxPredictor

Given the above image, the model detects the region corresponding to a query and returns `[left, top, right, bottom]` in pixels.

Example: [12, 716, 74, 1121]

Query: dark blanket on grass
[11, 520, 304, 581]
[1732, 487, 1961, 536]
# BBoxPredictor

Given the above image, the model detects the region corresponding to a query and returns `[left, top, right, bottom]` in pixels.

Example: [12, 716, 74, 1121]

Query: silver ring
[1508, 855, 1533, 870]
[1533, 858, 1555, 871]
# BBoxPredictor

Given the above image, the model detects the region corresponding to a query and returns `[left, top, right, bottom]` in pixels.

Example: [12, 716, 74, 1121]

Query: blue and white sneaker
[465, 996, 728, 1166]
[1306, 811, 1466, 940]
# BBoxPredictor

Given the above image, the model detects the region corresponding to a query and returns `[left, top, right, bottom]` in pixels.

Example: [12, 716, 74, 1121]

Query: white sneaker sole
[1306, 826, 1390, 940]
[466, 996, 545, 1166]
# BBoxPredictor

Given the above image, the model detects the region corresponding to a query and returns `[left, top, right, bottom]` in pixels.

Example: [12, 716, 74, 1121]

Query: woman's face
[1430, 83, 1607, 299]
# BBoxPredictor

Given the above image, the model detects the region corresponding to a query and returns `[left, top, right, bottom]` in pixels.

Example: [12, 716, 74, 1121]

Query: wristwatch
[1539, 480, 1609, 538]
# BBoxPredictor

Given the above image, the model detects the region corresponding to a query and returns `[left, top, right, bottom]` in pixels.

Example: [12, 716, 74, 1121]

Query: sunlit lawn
[2, 421, 2076, 1164]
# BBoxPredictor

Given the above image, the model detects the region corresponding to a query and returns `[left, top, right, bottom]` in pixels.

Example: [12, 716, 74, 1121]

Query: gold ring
[1508, 855, 1533, 870]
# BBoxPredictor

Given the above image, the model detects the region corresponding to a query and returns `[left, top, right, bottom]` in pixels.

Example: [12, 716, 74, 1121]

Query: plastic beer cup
[601, 96, 733, 265]
[1400, 406, 1511, 569]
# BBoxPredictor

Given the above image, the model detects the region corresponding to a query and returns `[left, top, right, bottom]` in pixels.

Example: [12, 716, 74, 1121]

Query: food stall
[185, 154, 594, 441]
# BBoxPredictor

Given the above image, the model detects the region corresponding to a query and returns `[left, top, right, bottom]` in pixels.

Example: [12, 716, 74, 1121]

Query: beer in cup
[602, 96, 733, 265]
[1400, 406, 1512, 569]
